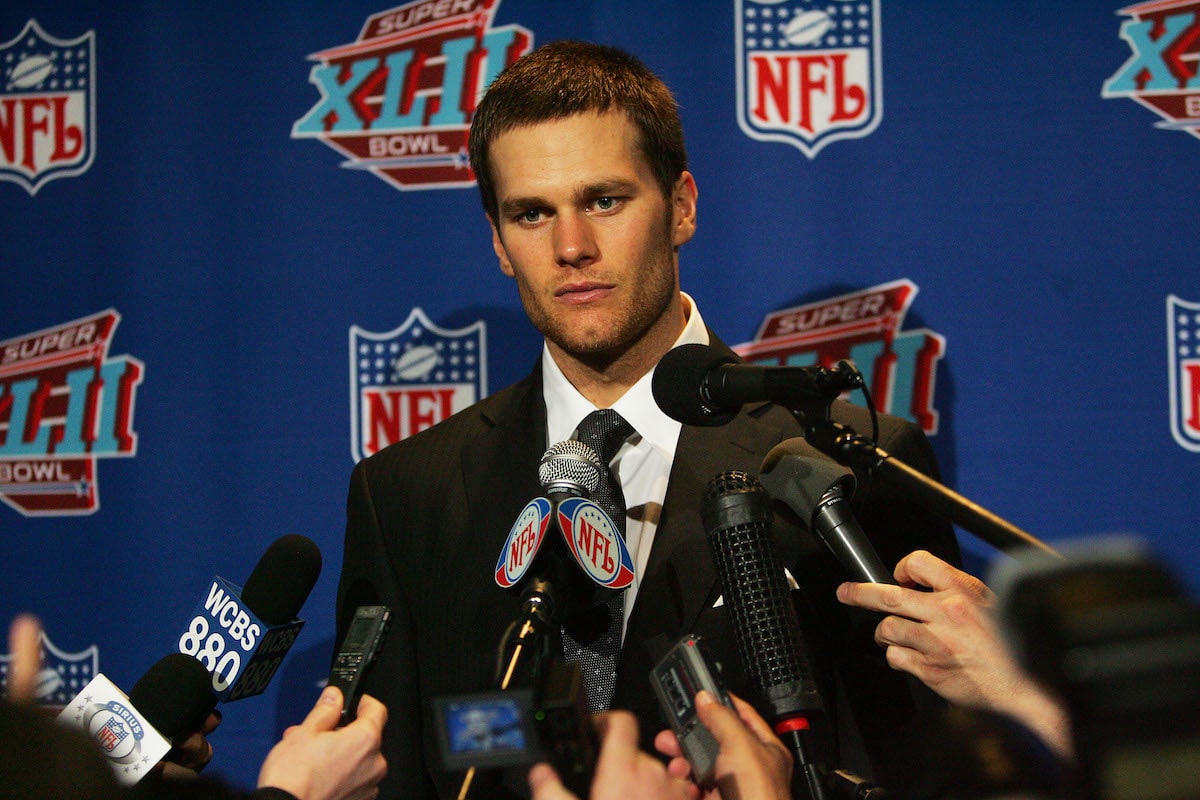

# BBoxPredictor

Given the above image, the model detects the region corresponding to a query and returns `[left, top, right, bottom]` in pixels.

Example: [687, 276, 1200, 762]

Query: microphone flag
[55, 673, 172, 786]
[177, 577, 305, 701]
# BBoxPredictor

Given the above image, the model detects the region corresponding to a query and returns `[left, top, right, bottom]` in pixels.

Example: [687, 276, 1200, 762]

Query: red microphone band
[774, 716, 811, 735]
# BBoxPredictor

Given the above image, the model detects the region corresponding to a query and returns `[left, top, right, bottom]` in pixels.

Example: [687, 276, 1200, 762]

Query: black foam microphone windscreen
[127, 653, 216, 742]
[653, 343, 740, 427]
[241, 534, 323, 626]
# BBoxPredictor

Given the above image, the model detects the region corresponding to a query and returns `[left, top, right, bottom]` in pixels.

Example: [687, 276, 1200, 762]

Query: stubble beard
[520, 248, 679, 373]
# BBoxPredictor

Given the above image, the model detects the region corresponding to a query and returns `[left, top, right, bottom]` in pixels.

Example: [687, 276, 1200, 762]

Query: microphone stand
[456, 580, 556, 800]
[499, 580, 556, 688]
[794, 405, 1060, 558]
[779, 721, 830, 800]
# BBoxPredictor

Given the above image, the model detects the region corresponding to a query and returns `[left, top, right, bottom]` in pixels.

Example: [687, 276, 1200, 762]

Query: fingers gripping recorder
[650, 634, 735, 785]
[328, 604, 391, 726]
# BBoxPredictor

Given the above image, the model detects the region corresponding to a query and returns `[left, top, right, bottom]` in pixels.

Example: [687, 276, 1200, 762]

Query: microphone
[127, 653, 217, 742]
[542, 440, 635, 591]
[177, 534, 322, 701]
[495, 440, 635, 603]
[653, 343, 861, 426]
[540, 439, 605, 498]
[489, 441, 630, 699]
[761, 439, 895, 585]
[494, 439, 606, 642]
[702, 470, 830, 800]
[494, 440, 603, 605]
[55, 652, 215, 786]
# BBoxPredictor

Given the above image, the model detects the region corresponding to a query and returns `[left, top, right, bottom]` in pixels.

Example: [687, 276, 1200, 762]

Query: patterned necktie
[562, 408, 634, 711]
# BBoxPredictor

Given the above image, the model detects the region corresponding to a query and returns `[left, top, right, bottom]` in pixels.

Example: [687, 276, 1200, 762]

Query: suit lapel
[630, 332, 798, 638]
[461, 367, 547, 549]
[630, 407, 786, 639]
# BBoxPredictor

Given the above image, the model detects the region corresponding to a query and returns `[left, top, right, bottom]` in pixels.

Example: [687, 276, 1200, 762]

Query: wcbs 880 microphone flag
[177, 534, 322, 701]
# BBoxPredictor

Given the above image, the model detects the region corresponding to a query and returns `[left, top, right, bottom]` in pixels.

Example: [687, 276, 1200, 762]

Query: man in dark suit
[337, 40, 959, 800]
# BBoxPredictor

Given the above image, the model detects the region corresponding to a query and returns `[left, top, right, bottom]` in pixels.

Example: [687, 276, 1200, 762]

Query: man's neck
[547, 297, 687, 408]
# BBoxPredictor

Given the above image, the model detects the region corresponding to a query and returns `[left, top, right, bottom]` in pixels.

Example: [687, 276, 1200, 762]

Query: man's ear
[489, 218, 515, 277]
[671, 171, 698, 248]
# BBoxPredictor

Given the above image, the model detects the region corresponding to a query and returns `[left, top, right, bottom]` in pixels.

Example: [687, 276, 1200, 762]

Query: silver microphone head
[538, 439, 604, 495]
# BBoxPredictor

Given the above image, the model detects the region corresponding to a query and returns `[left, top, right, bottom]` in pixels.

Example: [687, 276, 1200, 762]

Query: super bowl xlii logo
[292, 0, 532, 191]
[1103, 0, 1200, 140]
[0, 310, 142, 517]
[735, 280, 944, 434]
[735, 0, 882, 158]
[350, 308, 487, 460]
[0, 19, 96, 195]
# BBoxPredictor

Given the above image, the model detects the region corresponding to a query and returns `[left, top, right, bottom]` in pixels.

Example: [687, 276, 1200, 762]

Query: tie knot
[574, 409, 634, 464]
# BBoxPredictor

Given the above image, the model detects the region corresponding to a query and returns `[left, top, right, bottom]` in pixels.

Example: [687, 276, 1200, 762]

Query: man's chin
[560, 338, 624, 364]
[537, 314, 617, 351]
[545, 330, 629, 366]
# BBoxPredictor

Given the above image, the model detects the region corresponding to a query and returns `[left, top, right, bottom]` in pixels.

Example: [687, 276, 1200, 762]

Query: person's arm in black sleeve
[337, 457, 434, 799]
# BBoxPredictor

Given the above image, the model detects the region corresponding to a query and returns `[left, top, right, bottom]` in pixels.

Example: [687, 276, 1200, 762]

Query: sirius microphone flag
[56, 674, 172, 786]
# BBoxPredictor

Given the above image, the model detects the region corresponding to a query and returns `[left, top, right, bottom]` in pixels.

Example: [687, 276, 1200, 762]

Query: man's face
[486, 110, 697, 369]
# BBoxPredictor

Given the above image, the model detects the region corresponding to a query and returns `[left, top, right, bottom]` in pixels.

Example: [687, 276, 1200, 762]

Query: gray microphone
[761, 438, 895, 585]
[539, 439, 604, 499]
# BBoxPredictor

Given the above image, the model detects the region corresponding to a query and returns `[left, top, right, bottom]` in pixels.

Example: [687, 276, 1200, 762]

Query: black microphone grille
[127, 653, 216, 742]
[241, 534, 323, 627]
[538, 439, 603, 494]
[701, 469, 773, 533]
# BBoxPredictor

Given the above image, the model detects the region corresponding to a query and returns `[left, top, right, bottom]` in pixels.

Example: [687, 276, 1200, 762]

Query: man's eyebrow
[497, 195, 547, 216]
[497, 179, 642, 216]
[577, 178, 639, 198]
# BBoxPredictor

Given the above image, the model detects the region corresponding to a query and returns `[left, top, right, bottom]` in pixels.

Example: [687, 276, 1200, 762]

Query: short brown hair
[468, 40, 688, 221]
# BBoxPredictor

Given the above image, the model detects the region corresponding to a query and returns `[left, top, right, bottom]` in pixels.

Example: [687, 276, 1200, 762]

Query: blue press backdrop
[2, 0, 1197, 790]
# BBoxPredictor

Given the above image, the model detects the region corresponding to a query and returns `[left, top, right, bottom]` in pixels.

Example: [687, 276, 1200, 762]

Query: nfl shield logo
[96, 716, 130, 752]
[557, 496, 635, 589]
[350, 308, 487, 461]
[0, 629, 99, 708]
[495, 497, 552, 588]
[1168, 295, 1200, 452]
[736, 0, 882, 158]
[0, 19, 96, 194]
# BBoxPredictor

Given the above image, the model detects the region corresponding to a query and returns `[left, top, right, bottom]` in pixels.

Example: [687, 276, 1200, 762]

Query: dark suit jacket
[338, 350, 960, 800]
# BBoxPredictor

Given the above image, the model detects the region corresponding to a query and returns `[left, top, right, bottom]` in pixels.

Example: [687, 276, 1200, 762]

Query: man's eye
[517, 209, 544, 223]
[593, 197, 617, 211]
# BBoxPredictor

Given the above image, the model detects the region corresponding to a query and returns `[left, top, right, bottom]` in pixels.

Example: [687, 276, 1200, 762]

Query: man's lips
[555, 282, 614, 304]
